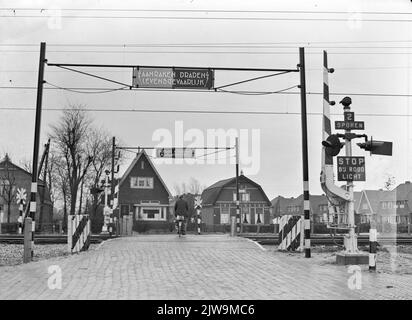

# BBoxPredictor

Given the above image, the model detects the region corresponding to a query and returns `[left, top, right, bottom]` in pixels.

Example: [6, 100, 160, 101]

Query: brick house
[117, 150, 172, 232]
[375, 182, 412, 232]
[201, 174, 272, 228]
[0, 155, 53, 230]
[271, 192, 362, 232]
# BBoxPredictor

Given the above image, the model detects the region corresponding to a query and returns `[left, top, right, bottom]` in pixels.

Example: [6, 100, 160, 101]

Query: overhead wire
[0, 106, 411, 117]
[0, 86, 411, 98]
[1, 8, 411, 15]
[1, 14, 411, 22]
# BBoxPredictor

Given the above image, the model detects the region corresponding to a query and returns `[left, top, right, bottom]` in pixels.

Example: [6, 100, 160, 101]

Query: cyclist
[174, 195, 189, 235]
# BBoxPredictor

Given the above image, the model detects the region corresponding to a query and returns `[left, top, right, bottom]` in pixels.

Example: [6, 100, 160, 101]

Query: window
[233, 192, 250, 202]
[142, 208, 161, 219]
[362, 203, 369, 210]
[381, 202, 386, 209]
[141, 161, 144, 169]
[242, 207, 250, 224]
[396, 201, 405, 209]
[220, 207, 230, 224]
[130, 177, 153, 189]
[319, 204, 328, 213]
[256, 207, 263, 224]
[141, 200, 160, 204]
[241, 193, 250, 202]
[120, 204, 130, 216]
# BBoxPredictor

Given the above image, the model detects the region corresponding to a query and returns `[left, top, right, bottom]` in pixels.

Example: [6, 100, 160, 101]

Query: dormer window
[131, 177, 153, 189]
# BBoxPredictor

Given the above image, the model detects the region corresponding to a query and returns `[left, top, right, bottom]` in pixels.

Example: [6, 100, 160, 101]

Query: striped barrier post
[16, 188, 27, 235]
[369, 227, 377, 271]
[67, 214, 91, 254]
[278, 215, 304, 252]
[18, 200, 24, 234]
[194, 196, 203, 235]
[196, 208, 201, 235]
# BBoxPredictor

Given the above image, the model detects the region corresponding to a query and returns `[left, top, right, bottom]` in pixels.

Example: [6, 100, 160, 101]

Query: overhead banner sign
[132, 67, 214, 90]
[156, 148, 196, 158]
[337, 156, 366, 181]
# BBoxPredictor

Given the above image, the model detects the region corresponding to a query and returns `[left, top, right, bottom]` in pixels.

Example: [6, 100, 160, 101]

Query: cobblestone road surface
[0, 234, 410, 299]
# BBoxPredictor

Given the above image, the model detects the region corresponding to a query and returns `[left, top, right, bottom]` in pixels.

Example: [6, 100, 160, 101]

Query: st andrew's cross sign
[132, 67, 214, 90]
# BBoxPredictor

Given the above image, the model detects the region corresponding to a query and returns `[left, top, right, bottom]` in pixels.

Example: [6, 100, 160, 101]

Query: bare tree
[19, 158, 32, 173]
[187, 177, 205, 195]
[0, 155, 17, 223]
[84, 127, 113, 218]
[173, 177, 205, 196]
[49, 105, 93, 218]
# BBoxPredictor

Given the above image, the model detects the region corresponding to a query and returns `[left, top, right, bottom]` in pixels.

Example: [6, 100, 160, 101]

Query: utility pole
[299, 47, 311, 258]
[110, 137, 116, 235]
[24, 42, 46, 262]
[110, 137, 115, 208]
[235, 137, 240, 234]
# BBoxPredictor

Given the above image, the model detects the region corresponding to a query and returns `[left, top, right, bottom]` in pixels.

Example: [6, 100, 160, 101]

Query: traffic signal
[322, 134, 344, 156]
[357, 137, 392, 156]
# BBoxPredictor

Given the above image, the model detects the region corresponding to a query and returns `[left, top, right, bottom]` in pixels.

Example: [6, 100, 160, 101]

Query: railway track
[0, 234, 116, 244]
[241, 234, 412, 246]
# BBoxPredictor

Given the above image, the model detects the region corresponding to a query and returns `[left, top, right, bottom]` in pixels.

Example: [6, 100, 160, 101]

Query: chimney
[406, 181, 411, 184]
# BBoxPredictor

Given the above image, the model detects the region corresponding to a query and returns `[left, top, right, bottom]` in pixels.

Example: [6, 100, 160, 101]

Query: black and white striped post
[24, 42, 46, 262]
[18, 200, 24, 234]
[369, 222, 377, 271]
[196, 208, 201, 234]
[18, 199, 25, 234]
[16, 188, 27, 235]
[299, 47, 311, 258]
[194, 195, 202, 235]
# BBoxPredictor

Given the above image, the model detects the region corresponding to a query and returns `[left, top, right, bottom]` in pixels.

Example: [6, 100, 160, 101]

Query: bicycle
[175, 215, 185, 237]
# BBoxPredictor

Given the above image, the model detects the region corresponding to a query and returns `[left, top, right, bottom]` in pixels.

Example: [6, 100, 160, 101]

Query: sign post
[334, 97, 369, 265]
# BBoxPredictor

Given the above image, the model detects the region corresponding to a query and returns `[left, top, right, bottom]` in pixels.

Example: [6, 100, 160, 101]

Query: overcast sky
[1, 0, 411, 200]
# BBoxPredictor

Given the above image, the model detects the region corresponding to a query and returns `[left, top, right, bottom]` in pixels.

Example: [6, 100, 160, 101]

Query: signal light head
[322, 134, 343, 157]
[339, 96, 352, 107]
[357, 138, 392, 156]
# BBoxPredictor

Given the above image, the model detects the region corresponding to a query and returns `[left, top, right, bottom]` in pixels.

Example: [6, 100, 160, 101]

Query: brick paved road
[0, 234, 411, 299]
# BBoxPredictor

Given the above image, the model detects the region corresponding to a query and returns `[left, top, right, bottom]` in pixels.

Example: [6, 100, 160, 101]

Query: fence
[67, 215, 91, 254]
[119, 215, 133, 236]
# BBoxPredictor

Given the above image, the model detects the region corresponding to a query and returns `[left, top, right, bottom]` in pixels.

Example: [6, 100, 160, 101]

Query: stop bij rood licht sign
[132, 67, 214, 89]
[337, 156, 366, 181]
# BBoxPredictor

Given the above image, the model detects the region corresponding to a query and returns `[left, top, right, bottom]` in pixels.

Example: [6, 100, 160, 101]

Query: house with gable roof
[0, 154, 53, 231]
[116, 150, 172, 231]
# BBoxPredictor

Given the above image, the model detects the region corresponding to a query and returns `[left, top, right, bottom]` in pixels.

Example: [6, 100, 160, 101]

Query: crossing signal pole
[341, 97, 358, 254]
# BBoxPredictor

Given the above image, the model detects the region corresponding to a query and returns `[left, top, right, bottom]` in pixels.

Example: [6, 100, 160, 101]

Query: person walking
[174, 195, 189, 235]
